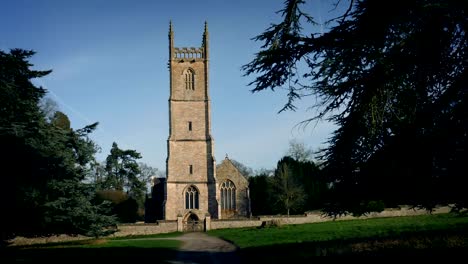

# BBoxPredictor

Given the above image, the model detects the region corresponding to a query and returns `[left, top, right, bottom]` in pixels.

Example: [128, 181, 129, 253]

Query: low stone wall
[8, 206, 452, 246]
[321, 205, 451, 222]
[210, 206, 452, 230]
[9, 220, 178, 246]
[211, 219, 263, 230]
[113, 220, 178, 237]
[260, 214, 320, 225]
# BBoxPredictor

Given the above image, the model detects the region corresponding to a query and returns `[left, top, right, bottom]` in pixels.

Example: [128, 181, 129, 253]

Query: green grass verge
[81, 238, 181, 249]
[208, 213, 468, 258]
[5, 233, 182, 262]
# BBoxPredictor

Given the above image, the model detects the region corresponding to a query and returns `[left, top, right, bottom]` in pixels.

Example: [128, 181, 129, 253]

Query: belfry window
[220, 180, 236, 210]
[185, 69, 194, 90]
[185, 186, 199, 209]
[189, 165, 193, 174]
[188, 121, 192, 131]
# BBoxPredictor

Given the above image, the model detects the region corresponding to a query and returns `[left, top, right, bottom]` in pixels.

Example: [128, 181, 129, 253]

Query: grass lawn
[5, 214, 468, 261]
[4, 232, 183, 262]
[208, 213, 468, 259]
[81, 238, 181, 248]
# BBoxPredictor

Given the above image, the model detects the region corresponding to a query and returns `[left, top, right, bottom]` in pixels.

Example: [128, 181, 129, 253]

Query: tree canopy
[273, 161, 306, 215]
[287, 139, 314, 163]
[95, 142, 147, 222]
[249, 155, 326, 215]
[230, 159, 254, 177]
[1, 49, 116, 240]
[244, 0, 468, 214]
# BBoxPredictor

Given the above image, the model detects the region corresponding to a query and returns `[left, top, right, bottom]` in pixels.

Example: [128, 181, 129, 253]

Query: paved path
[169, 232, 240, 264]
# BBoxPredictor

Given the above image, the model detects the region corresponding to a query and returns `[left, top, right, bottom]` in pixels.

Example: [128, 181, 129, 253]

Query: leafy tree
[249, 155, 325, 216]
[272, 162, 306, 215]
[104, 142, 142, 191]
[243, 0, 468, 214]
[103, 142, 145, 222]
[1, 49, 48, 130]
[113, 197, 139, 223]
[51, 111, 71, 130]
[39, 97, 59, 121]
[275, 156, 327, 213]
[44, 179, 116, 237]
[138, 162, 160, 192]
[253, 168, 274, 177]
[0, 49, 116, 241]
[43, 121, 117, 236]
[284, 156, 327, 210]
[287, 139, 313, 162]
[88, 160, 107, 187]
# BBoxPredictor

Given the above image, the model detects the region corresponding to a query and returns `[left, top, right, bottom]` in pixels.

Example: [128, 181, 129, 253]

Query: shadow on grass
[240, 243, 466, 263]
[3, 247, 178, 262]
[238, 230, 468, 262]
[176, 250, 240, 264]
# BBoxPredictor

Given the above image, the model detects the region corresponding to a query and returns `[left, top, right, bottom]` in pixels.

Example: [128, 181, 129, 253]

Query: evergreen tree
[0, 49, 116, 241]
[249, 173, 275, 215]
[272, 162, 306, 215]
[103, 142, 145, 222]
[243, 0, 468, 214]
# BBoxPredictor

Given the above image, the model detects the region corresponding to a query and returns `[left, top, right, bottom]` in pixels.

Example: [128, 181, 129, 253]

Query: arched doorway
[183, 212, 203, 232]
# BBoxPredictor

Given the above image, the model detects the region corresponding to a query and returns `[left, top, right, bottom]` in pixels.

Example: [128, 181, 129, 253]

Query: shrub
[352, 200, 386, 217]
[96, 190, 128, 204]
[95, 190, 139, 223]
[366, 200, 385, 213]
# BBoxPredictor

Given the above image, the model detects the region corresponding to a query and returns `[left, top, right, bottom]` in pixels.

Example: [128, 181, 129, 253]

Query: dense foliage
[244, 0, 468, 214]
[97, 142, 147, 222]
[0, 49, 117, 241]
[249, 155, 327, 215]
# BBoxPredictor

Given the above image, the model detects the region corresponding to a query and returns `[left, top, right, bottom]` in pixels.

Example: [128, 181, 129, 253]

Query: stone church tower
[164, 22, 218, 221]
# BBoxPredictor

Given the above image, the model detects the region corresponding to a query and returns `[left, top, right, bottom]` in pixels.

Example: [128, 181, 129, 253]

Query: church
[147, 22, 251, 228]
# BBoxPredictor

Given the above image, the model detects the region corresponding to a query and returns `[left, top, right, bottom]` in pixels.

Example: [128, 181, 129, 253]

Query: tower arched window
[185, 69, 195, 90]
[220, 180, 236, 210]
[185, 186, 199, 209]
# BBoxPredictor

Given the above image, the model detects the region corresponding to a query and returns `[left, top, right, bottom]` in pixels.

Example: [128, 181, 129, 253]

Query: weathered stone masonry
[147, 22, 252, 226]
[165, 22, 218, 221]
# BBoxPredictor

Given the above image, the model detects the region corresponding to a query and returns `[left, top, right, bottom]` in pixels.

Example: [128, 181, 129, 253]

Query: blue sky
[1, 0, 340, 171]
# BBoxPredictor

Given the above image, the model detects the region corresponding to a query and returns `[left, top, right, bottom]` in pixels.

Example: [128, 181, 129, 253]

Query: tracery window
[220, 180, 236, 210]
[185, 186, 199, 209]
[185, 69, 194, 90]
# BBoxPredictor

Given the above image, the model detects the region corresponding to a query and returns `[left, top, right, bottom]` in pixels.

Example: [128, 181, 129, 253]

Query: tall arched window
[185, 186, 199, 209]
[185, 69, 194, 90]
[220, 180, 236, 210]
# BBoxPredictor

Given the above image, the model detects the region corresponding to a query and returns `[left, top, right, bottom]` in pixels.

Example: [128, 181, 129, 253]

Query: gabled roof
[216, 154, 249, 182]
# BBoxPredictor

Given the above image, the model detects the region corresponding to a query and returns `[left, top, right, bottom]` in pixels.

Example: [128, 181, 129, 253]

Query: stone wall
[170, 60, 207, 101]
[211, 219, 262, 230]
[169, 101, 209, 140]
[8, 206, 452, 246]
[210, 206, 451, 230]
[165, 181, 213, 220]
[113, 220, 177, 237]
[167, 141, 213, 183]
